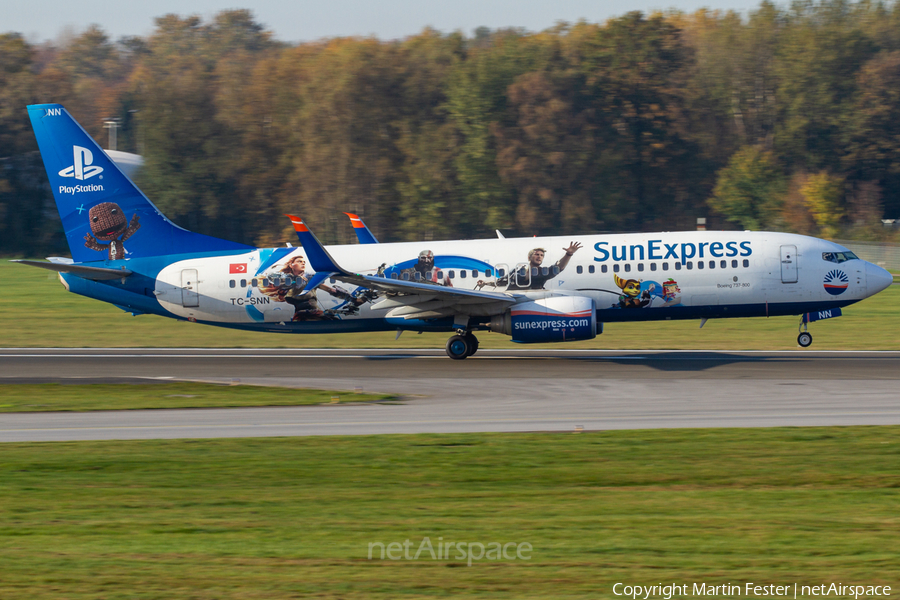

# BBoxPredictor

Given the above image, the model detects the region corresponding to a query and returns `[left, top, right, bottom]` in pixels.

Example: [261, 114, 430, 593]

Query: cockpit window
[822, 251, 859, 264]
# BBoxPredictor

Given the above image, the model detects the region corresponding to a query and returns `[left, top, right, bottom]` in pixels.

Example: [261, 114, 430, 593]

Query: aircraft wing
[12, 259, 133, 281]
[286, 215, 517, 320]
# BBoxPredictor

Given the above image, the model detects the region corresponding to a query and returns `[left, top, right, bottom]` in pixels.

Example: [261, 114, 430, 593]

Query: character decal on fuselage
[660, 278, 682, 306]
[383, 253, 494, 286]
[254, 254, 381, 321]
[83, 202, 140, 260]
[614, 274, 653, 309]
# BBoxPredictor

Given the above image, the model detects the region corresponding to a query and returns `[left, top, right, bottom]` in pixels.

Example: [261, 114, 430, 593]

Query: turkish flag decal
[229, 263, 247, 274]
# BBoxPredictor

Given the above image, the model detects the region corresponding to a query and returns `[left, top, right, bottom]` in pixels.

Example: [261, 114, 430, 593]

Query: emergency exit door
[181, 269, 200, 307]
[780, 245, 798, 283]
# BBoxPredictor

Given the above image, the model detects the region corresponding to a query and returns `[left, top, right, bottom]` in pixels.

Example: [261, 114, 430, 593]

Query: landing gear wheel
[797, 332, 813, 348]
[446, 335, 470, 360]
[465, 333, 479, 357]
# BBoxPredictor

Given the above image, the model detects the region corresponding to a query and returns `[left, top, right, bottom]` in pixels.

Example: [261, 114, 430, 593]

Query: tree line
[1, 2, 899, 257]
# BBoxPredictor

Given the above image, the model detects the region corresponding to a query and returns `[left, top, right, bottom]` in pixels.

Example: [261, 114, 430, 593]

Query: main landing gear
[446, 332, 479, 360]
[798, 315, 813, 348]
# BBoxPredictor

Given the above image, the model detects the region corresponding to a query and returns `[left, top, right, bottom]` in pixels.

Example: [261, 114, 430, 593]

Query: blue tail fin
[28, 104, 252, 263]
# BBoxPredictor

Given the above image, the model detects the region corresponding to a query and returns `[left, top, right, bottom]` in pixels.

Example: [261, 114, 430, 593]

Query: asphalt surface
[1, 348, 899, 442]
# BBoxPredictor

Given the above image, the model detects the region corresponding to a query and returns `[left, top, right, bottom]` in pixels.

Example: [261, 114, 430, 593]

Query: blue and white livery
[14, 104, 894, 358]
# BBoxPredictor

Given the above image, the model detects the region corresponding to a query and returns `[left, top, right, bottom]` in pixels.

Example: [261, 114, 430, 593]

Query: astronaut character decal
[83, 202, 140, 260]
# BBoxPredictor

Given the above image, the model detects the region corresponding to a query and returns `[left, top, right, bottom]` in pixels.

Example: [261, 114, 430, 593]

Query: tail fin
[27, 104, 251, 263]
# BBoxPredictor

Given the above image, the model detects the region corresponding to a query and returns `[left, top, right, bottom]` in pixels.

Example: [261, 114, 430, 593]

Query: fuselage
[59, 230, 892, 334]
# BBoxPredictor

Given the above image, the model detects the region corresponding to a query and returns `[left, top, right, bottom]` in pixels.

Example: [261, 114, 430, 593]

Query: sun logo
[823, 269, 849, 296]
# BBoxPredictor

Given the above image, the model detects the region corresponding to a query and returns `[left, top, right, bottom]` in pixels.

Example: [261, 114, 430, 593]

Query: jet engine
[489, 296, 601, 343]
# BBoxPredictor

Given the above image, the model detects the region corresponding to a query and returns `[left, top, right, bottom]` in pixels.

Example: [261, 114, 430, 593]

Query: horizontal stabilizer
[11, 260, 132, 281]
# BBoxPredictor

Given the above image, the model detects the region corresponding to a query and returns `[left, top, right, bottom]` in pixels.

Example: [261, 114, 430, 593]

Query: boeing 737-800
[14, 104, 894, 359]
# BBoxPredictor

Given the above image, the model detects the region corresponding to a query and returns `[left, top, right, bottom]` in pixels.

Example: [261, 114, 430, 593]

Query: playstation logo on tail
[59, 146, 103, 180]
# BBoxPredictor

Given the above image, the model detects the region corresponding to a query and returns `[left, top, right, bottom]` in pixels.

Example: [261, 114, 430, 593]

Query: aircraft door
[780, 245, 798, 283]
[181, 269, 200, 307]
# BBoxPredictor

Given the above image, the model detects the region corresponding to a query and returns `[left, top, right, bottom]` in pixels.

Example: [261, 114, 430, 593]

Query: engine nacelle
[489, 296, 600, 343]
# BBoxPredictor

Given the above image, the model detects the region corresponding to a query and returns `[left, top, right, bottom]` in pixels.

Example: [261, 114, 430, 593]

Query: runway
[1, 348, 899, 442]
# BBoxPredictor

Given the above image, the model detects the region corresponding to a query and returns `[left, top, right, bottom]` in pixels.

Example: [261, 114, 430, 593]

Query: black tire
[446, 335, 470, 360]
[797, 332, 813, 348]
[465, 333, 479, 357]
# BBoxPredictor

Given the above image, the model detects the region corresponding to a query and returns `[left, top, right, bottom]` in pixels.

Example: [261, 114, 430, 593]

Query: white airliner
[15, 104, 894, 359]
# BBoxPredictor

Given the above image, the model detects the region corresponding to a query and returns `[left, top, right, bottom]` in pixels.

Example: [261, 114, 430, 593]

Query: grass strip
[0, 382, 392, 412]
[0, 427, 898, 598]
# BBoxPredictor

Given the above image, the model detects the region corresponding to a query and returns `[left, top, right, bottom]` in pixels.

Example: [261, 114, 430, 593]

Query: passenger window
[251, 278, 258, 287]
[402, 272, 409, 280]
[391, 273, 399, 279]
[459, 270, 466, 279]
[472, 270, 479, 278]
[497, 269, 506, 278]
[675, 263, 681, 271]
[270, 277, 280, 286]
[720, 260, 726, 269]
[624, 264, 631, 272]
[531, 267, 539, 277]
[577, 265, 583, 274]
[229, 280, 236, 288]
[436, 270, 443, 279]
[638, 263, 644, 272]
[709, 261, 715, 269]
[541, 267, 549, 276]
[415, 272, 422, 280]
[552, 265, 560, 275]
[698, 261, 704, 270]
[732, 259, 738, 268]
[686, 262, 693, 270]
[600, 265, 607, 273]
[449, 270, 456, 279]
[650, 263, 657, 271]
[262, 278, 270, 286]
[484, 269, 491, 277]
[743, 259, 750, 268]
[663, 262, 669, 271]
[613, 264, 620, 273]
[240, 279, 247, 288]
[589, 265, 596, 274]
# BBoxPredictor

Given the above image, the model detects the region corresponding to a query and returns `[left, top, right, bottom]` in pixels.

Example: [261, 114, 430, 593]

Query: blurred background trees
[2, 2, 900, 257]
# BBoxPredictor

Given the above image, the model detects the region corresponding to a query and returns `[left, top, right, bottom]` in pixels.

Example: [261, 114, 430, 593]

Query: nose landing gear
[445, 332, 479, 360]
[798, 314, 813, 348]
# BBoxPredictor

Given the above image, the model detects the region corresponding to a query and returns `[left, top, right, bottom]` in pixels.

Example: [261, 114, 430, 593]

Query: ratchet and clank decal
[579, 275, 683, 309]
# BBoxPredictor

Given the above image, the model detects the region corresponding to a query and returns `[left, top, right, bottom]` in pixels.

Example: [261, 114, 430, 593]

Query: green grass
[0, 428, 898, 598]
[0, 383, 393, 412]
[3, 260, 898, 349]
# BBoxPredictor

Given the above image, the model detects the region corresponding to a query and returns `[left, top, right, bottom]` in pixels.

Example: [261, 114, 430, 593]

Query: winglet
[285, 215, 346, 275]
[343, 212, 379, 244]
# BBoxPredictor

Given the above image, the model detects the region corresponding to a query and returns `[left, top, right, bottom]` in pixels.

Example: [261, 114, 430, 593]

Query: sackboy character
[83, 202, 140, 260]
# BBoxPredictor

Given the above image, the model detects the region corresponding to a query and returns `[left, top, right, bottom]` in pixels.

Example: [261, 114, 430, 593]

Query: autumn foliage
[2, 4, 900, 257]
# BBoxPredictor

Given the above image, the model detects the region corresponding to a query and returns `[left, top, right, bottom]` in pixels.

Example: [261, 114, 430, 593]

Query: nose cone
[866, 262, 893, 296]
